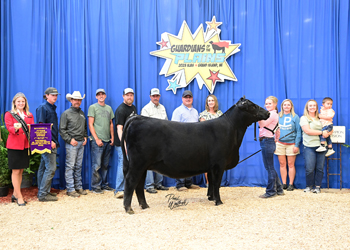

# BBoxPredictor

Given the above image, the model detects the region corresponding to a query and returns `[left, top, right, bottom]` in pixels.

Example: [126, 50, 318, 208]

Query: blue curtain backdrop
[1, 0, 349, 190]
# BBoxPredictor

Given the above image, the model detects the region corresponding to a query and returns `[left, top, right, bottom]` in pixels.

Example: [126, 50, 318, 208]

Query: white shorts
[274, 142, 299, 156]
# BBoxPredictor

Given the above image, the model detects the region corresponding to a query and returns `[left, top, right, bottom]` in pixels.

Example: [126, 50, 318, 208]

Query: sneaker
[325, 148, 335, 157]
[76, 189, 88, 195]
[48, 192, 58, 196]
[156, 185, 169, 191]
[282, 184, 288, 190]
[92, 189, 104, 194]
[316, 146, 327, 152]
[187, 184, 200, 189]
[313, 187, 321, 194]
[39, 195, 58, 202]
[177, 187, 188, 191]
[287, 184, 295, 191]
[259, 193, 277, 199]
[102, 186, 114, 192]
[146, 188, 157, 194]
[277, 191, 285, 196]
[67, 191, 80, 198]
[304, 187, 312, 193]
[115, 191, 124, 199]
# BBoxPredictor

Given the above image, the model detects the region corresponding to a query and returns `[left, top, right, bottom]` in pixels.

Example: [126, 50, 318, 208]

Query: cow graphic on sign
[150, 16, 241, 94]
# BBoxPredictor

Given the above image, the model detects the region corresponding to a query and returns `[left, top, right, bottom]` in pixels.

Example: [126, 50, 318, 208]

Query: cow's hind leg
[135, 170, 149, 210]
[207, 172, 214, 201]
[209, 166, 224, 206]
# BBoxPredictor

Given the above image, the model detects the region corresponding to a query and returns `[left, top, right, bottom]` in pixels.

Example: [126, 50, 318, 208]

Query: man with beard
[114, 88, 137, 198]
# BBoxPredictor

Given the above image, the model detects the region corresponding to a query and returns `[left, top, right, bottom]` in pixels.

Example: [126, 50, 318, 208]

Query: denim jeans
[260, 138, 282, 196]
[114, 146, 125, 193]
[303, 146, 326, 187]
[176, 178, 193, 189]
[91, 140, 111, 190]
[320, 124, 333, 145]
[145, 170, 163, 189]
[65, 141, 85, 192]
[37, 148, 57, 199]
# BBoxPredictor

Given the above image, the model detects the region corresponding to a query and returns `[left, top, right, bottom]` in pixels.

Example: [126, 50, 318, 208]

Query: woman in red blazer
[5, 92, 34, 206]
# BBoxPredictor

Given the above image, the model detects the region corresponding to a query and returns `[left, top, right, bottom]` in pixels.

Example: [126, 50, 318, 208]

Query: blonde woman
[300, 100, 331, 194]
[199, 95, 223, 185]
[258, 96, 283, 198]
[5, 93, 34, 206]
[275, 99, 301, 191]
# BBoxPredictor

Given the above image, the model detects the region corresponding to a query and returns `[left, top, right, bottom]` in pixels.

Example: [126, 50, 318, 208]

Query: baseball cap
[182, 90, 193, 97]
[96, 88, 106, 95]
[150, 88, 160, 96]
[44, 87, 60, 95]
[123, 88, 134, 95]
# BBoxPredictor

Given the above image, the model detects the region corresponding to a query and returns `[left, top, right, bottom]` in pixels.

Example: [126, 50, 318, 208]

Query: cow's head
[236, 97, 270, 124]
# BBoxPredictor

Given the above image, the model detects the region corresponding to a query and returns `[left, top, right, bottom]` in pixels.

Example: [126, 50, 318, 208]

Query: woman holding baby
[5, 92, 34, 206]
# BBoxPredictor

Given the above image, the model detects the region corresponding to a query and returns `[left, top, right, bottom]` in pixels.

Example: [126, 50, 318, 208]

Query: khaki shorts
[274, 142, 299, 156]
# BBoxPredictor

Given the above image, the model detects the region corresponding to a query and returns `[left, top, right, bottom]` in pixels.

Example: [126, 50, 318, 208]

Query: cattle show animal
[121, 97, 270, 214]
[209, 41, 229, 53]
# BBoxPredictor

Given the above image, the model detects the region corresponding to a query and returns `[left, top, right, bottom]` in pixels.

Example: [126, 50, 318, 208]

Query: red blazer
[5, 111, 35, 150]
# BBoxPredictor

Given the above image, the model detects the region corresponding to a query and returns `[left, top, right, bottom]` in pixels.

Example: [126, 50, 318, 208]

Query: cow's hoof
[215, 200, 223, 206]
[208, 196, 214, 201]
[126, 208, 135, 214]
[140, 204, 150, 209]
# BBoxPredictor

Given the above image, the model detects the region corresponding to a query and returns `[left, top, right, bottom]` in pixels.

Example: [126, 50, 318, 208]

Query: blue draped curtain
[1, 0, 349, 189]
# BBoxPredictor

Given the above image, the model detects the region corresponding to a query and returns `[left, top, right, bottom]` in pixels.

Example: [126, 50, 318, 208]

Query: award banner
[30, 123, 52, 154]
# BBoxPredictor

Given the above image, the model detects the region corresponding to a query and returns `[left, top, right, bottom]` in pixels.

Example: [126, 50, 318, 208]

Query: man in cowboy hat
[88, 88, 115, 194]
[36, 87, 60, 202]
[114, 87, 137, 199]
[59, 91, 88, 198]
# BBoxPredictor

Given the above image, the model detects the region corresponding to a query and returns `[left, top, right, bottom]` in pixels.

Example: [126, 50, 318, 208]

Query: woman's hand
[322, 130, 330, 138]
[293, 147, 299, 154]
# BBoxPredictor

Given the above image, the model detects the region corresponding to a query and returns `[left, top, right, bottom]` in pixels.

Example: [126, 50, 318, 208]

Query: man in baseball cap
[36, 87, 60, 202]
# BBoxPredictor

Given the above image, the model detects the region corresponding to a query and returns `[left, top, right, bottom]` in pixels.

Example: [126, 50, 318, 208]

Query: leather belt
[259, 137, 274, 141]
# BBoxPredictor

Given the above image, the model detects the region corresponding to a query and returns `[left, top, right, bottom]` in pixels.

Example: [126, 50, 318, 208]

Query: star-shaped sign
[207, 70, 221, 86]
[157, 39, 168, 48]
[206, 16, 222, 31]
[166, 79, 181, 94]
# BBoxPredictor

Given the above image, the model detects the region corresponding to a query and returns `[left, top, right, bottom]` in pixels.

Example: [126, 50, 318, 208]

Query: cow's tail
[121, 116, 136, 171]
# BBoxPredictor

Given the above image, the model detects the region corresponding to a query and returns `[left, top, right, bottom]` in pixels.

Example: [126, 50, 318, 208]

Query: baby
[316, 97, 335, 157]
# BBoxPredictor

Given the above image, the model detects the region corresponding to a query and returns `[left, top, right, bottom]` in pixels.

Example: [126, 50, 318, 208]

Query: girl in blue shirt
[275, 99, 302, 191]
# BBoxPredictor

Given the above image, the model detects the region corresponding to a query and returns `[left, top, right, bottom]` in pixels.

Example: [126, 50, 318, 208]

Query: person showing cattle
[88, 88, 115, 194]
[114, 88, 137, 199]
[171, 90, 201, 191]
[258, 96, 284, 199]
[141, 88, 169, 194]
[120, 97, 270, 214]
[59, 91, 88, 198]
[36, 87, 60, 202]
[5, 92, 35, 206]
[300, 100, 332, 194]
[275, 99, 301, 192]
[199, 94, 223, 186]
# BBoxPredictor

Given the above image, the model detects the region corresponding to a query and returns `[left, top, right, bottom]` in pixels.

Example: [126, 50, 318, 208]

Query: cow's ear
[243, 95, 246, 99]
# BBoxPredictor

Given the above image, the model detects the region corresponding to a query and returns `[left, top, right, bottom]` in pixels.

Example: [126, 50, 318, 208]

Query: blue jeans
[145, 170, 163, 189]
[91, 140, 111, 190]
[37, 148, 57, 199]
[260, 138, 282, 196]
[65, 141, 85, 192]
[320, 124, 333, 145]
[114, 146, 125, 193]
[176, 178, 193, 189]
[303, 146, 326, 187]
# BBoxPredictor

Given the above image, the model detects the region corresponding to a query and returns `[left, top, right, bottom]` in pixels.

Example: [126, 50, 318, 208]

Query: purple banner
[30, 124, 52, 154]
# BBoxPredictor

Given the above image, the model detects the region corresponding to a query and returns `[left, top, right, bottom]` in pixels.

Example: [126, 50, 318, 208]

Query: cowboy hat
[66, 91, 85, 101]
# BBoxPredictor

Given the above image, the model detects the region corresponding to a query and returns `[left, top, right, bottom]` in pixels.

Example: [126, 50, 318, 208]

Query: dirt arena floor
[1, 186, 350, 250]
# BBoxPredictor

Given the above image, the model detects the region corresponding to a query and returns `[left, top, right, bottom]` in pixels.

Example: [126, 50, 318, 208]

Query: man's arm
[117, 124, 123, 141]
[88, 116, 103, 146]
[110, 119, 114, 146]
[59, 112, 73, 144]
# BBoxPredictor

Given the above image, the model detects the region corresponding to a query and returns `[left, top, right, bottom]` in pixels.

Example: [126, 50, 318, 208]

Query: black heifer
[121, 97, 269, 214]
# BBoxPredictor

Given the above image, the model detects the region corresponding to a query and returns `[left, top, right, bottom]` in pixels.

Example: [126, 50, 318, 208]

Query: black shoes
[282, 184, 288, 190]
[156, 185, 169, 191]
[287, 184, 295, 191]
[146, 188, 157, 194]
[102, 186, 114, 192]
[11, 195, 27, 206]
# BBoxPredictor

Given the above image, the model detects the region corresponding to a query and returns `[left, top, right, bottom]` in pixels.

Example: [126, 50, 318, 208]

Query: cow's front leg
[135, 170, 149, 210]
[212, 168, 224, 206]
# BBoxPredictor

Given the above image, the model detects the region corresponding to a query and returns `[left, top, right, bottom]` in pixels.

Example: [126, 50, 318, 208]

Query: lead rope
[238, 130, 295, 164]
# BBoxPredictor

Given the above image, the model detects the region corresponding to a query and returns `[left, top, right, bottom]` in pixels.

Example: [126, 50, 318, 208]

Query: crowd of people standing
[4, 87, 336, 205]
